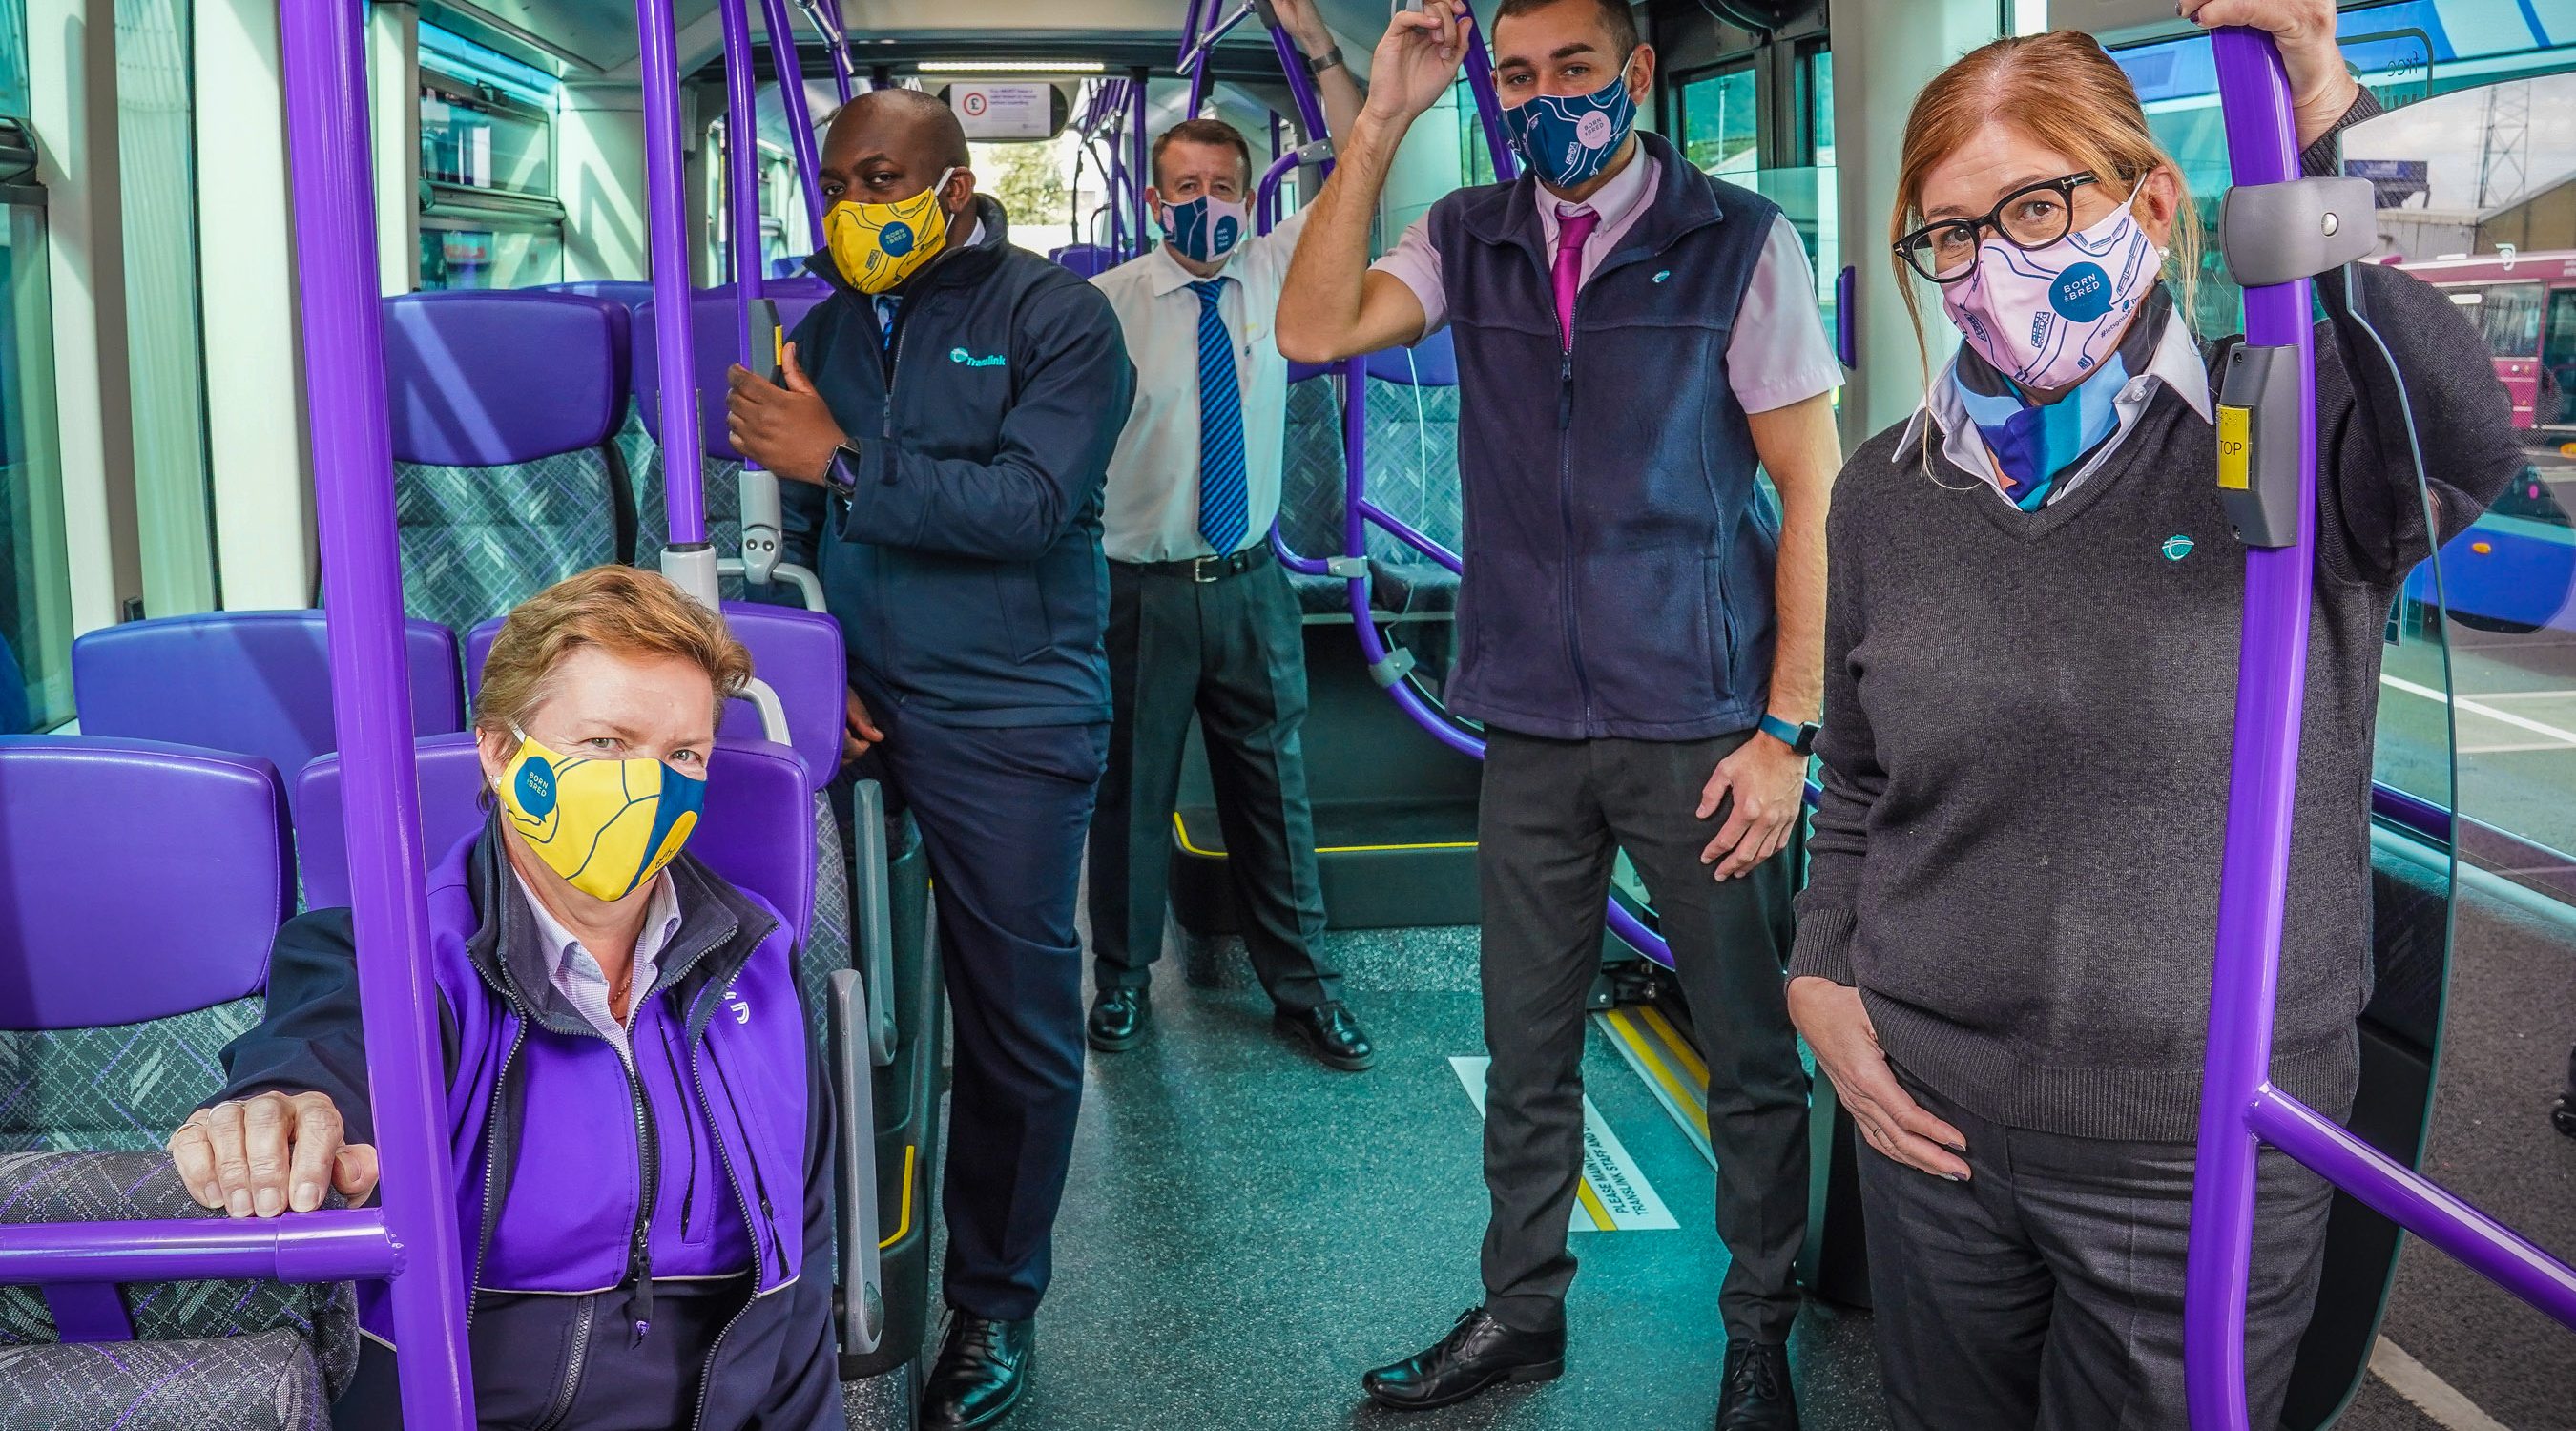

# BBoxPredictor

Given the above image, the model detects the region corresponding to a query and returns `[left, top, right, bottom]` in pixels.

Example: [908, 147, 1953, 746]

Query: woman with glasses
[1785, 3, 2523, 1427]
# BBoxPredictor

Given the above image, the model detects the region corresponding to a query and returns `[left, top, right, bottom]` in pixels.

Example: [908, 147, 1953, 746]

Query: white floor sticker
[1451, 1056, 1680, 1233]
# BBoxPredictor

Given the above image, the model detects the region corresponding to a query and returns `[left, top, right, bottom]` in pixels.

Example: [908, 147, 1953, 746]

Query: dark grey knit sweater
[1789, 224, 2524, 1142]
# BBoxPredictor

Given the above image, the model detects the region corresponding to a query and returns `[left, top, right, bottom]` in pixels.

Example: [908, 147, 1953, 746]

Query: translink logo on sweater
[950, 347, 1006, 367]
[2163, 534, 2196, 561]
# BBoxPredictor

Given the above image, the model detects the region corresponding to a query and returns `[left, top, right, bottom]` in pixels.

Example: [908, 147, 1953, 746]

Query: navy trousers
[857, 708, 1108, 1322]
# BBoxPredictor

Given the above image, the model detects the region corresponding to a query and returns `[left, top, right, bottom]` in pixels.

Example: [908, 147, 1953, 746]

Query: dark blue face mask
[1159, 194, 1250, 265]
[1501, 52, 1640, 190]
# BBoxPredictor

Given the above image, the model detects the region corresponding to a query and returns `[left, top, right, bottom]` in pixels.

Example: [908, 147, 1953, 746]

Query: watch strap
[1757, 713, 1818, 755]
[1307, 45, 1345, 76]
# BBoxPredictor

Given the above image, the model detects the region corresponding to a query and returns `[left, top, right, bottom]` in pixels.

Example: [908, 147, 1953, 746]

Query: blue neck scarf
[1951, 285, 2173, 510]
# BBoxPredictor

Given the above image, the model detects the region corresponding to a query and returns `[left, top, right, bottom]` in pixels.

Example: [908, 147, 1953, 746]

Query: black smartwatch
[1756, 713, 1819, 756]
[824, 442, 863, 501]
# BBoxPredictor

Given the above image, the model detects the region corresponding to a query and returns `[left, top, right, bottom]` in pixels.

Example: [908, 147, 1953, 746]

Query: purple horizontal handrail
[1255, 148, 1298, 235]
[1355, 497, 1465, 577]
[0, 1212, 403, 1286]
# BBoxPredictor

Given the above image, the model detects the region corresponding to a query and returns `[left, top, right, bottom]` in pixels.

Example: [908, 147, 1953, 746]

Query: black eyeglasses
[1894, 173, 2102, 283]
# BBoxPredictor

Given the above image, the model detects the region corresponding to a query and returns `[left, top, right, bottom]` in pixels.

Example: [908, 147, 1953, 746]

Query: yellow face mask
[824, 168, 958, 295]
[494, 727, 707, 903]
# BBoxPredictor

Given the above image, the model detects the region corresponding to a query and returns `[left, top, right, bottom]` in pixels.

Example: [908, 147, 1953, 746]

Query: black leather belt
[1127, 545, 1273, 583]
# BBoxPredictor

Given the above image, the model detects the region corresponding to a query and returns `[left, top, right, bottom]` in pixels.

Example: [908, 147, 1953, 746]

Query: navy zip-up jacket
[206, 825, 839, 1431]
[781, 196, 1137, 727]
[1431, 132, 1783, 740]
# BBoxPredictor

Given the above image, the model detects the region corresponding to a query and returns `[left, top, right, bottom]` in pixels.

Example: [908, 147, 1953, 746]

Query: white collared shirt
[1900, 311, 2215, 505]
[1091, 207, 1311, 564]
[865, 215, 987, 340]
[514, 868, 684, 1060]
[1368, 146, 1842, 416]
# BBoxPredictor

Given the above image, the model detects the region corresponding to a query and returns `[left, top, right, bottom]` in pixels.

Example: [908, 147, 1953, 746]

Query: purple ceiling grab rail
[758, 0, 828, 246]
[2181, 29, 2576, 1430]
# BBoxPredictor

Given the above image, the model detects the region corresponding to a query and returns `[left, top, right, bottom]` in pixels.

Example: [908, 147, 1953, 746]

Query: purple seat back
[295, 736, 816, 943]
[73, 612, 464, 809]
[0, 737, 290, 1030]
[1049, 244, 1121, 279]
[634, 281, 833, 464]
[1364, 327, 1458, 386]
[382, 291, 633, 466]
[533, 280, 654, 319]
[463, 602, 846, 793]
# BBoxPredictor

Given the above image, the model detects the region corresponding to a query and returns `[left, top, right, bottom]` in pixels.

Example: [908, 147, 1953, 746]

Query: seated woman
[166, 565, 841, 1431]
[1788, 3, 2523, 1428]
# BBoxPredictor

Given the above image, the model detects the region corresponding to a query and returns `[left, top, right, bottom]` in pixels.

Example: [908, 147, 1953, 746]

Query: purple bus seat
[72, 612, 464, 821]
[1364, 326, 1458, 386]
[633, 282, 832, 466]
[296, 736, 818, 953]
[533, 280, 654, 319]
[381, 291, 635, 637]
[1048, 244, 1122, 278]
[461, 601, 846, 795]
[0, 737, 289, 1152]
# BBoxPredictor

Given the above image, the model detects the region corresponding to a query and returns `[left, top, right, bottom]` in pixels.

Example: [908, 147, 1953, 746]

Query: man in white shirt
[1084, 0, 1369, 1071]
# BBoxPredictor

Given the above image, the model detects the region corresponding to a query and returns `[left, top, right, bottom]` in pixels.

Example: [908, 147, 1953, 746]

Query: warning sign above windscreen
[1451, 1056, 1679, 1233]
[947, 83, 1056, 141]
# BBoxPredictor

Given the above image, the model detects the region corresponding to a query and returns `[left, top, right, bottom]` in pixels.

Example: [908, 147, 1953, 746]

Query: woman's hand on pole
[2179, 0, 2359, 149]
[170, 1091, 382, 1217]
[1788, 977, 1973, 1182]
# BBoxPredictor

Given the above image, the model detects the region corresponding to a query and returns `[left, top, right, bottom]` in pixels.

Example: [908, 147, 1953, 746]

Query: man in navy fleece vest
[1277, 2, 1841, 1424]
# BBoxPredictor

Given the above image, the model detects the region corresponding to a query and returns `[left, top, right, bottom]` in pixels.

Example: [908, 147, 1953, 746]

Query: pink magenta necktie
[1551, 207, 1600, 350]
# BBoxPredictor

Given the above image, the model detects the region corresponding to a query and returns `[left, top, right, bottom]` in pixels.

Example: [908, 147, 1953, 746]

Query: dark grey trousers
[1477, 729, 1809, 1341]
[1859, 1069, 2335, 1431]
[1087, 556, 1339, 1012]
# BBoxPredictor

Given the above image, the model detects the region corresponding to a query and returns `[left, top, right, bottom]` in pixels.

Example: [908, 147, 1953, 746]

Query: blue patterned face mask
[1501, 51, 1640, 191]
[1159, 194, 1250, 265]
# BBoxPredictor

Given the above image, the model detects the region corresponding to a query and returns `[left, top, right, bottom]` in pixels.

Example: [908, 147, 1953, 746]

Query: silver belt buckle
[1192, 554, 1221, 583]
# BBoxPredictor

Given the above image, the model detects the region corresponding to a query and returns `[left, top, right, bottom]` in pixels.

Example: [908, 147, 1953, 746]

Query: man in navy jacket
[728, 87, 1135, 1431]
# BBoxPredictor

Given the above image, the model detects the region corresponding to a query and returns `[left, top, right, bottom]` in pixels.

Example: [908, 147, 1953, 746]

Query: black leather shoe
[919, 1313, 1033, 1429]
[1361, 1306, 1564, 1411]
[1277, 1000, 1375, 1071]
[1715, 1339, 1799, 1431]
[1086, 987, 1149, 1052]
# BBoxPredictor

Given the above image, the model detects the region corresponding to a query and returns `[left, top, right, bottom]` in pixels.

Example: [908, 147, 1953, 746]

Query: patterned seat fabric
[382, 291, 635, 637]
[0, 1330, 330, 1431]
[0, 1152, 360, 1405]
[0, 1002, 263, 1153]
[1277, 371, 1465, 621]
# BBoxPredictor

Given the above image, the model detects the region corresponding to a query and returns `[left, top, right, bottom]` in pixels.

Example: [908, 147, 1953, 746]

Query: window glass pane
[418, 223, 563, 291]
[1681, 66, 1759, 178]
[0, 201, 70, 731]
[1805, 50, 1834, 163]
[421, 80, 551, 196]
[119, 0, 217, 616]
[0, 0, 25, 120]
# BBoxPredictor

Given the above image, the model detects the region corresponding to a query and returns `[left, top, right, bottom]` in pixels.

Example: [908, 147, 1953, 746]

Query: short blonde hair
[473, 566, 753, 736]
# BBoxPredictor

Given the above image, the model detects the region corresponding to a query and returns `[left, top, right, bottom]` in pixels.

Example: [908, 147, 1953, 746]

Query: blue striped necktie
[1190, 279, 1249, 554]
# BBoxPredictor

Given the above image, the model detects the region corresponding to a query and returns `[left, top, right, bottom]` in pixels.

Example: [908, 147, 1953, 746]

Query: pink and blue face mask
[1502, 52, 1640, 191]
[1940, 201, 2164, 393]
[1160, 194, 1250, 265]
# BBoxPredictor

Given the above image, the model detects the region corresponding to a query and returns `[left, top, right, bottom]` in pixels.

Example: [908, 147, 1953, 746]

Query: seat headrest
[296, 735, 815, 944]
[1364, 327, 1457, 386]
[382, 291, 632, 466]
[533, 280, 654, 317]
[0, 737, 289, 1030]
[633, 281, 834, 464]
[73, 612, 465, 810]
[464, 600, 845, 793]
[1048, 244, 1122, 279]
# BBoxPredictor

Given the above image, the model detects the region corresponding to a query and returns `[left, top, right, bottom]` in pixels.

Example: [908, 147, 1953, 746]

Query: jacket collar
[1460, 130, 1722, 275]
[461, 820, 778, 1042]
[805, 193, 1012, 301]
[1144, 239, 1238, 298]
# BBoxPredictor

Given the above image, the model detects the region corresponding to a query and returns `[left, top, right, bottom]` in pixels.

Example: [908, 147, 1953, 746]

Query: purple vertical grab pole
[1184, 0, 1216, 115]
[799, 0, 855, 107]
[1268, 21, 1327, 139]
[637, 0, 708, 553]
[1131, 72, 1152, 259]
[1454, 0, 1518, 181]
[277, 0, 476, 1423]
[2182, 30, 2316, 1431]
[721, 0, 769, 334]
[759, 0, 827, 247]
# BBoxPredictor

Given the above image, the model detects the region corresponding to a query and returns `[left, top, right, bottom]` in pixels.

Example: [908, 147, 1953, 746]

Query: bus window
[416, 25, 563, 291]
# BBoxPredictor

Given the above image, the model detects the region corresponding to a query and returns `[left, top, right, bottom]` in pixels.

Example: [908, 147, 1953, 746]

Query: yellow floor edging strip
[1450, 1055, 1678, 1232]
[1172, 813, 1477, 859]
